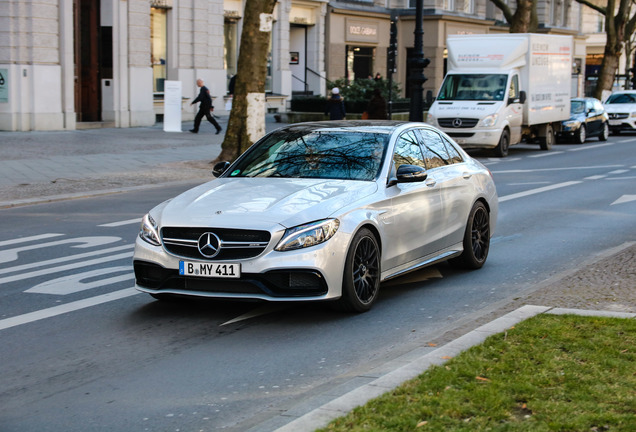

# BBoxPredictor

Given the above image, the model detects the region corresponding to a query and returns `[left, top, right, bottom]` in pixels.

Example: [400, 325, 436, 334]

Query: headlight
[139, 213, 161, 246]
[563, 120, 581, 129]
[631, 112, 636, 118]
[479, 113, 499, 127]
[426, 113, 436, 125]
[275, 219, 340, 252]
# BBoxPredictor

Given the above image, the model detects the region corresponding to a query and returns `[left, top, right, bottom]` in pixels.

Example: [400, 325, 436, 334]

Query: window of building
[150, 7, 168, 93]
[457, 0, 473, 14]
[347, 46, 375, 82]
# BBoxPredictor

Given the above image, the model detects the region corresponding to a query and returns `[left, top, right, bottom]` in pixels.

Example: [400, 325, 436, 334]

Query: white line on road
[0, 288, 139, 331]
[99, 218, 141, 227]
[567, 142, 614, 152]
[491, 165, 622, 174]
[528, 151, 565, 158]
[0, 236, 122, 264]
[26, 266, 133, 295]
[0, 234, 63, 247]
[499, 181, 582, 203]
[1, 244, 133, 276]
[0, 251, 133, 285]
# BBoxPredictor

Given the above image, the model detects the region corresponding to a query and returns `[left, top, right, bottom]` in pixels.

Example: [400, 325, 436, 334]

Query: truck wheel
[539, 124, 554, 151]
[493, 129, 510, 157]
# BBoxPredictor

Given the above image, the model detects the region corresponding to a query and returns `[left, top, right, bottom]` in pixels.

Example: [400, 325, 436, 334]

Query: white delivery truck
[426, 33, 573, 157]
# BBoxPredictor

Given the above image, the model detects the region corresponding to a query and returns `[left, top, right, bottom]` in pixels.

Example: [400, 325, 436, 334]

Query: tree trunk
[215, 0, 277, 163]
[594, 49, 620, 100]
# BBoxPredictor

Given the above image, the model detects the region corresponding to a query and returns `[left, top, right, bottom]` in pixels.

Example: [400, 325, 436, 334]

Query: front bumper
[438, 127, 502, 148]
[132, 230, 351, 302]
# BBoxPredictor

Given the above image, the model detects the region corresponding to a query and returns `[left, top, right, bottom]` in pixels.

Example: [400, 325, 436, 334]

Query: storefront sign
[346, 19, 378, 43]
[224, 0, 242, 18]
[150, 0, 172, 8]
[0, 69, 7, 103]
[290, 6, 314, 25]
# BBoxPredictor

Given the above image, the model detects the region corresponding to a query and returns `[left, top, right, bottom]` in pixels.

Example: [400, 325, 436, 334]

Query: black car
[557, 97, 609, 144]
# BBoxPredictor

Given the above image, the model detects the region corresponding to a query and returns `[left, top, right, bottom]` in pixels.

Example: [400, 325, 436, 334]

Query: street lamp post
[408, 0, 430, 122]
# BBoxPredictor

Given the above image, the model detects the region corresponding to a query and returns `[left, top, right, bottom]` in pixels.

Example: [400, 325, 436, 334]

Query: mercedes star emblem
[197, 232, 222, 258]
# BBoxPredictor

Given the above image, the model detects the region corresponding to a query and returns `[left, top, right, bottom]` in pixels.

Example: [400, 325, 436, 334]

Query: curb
[269, 305, 636, 432]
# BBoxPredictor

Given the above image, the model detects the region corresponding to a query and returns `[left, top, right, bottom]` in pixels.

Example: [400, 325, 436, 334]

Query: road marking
[1, 244, 133, 276]
[0, 234, 63, 247]
[608, 169, 630, 175]
[584, 175, 607, 180]
[617, 138, 636, 143]
[0, 236, 122, 264]
[0, 288, 139, 332]
[0, 251, 133, 285]
[499, 181, 582, 202]
[567, 142, 614, 152]
[26, 266, 133, 295]
[99, 218, 141, 227]
[611, 195, 636, 206]
[528, 151, 565, 158]
[220, 304, 292, 326]
[491, 165, 622, 174]
[507, 181, 551, 186]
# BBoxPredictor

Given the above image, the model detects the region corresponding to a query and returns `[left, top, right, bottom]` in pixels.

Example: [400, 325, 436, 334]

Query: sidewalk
[1, 117, 635, 431]
[0, 115, 284, 207]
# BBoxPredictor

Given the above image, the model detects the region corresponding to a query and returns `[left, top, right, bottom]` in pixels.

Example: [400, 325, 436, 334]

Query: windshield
[228, 129, 389, 180]
[605, 93, 636, 104]
[570, 100, 585, 114]
[437, 74, 508, 101]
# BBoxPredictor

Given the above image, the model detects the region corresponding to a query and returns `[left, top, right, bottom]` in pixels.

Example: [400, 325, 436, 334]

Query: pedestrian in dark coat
[366, 88, 388, 120]
[190, 78, 222, 134]
[325, 87, 346, 120]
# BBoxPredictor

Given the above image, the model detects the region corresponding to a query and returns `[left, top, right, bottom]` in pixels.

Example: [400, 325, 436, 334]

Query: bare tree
[575, 0, 636, 99]
[489, 0, 538, 33]
[214, 0, 277, 163]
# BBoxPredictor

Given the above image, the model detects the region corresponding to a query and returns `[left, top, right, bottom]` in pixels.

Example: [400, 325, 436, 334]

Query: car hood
[154, 177, 379, 230]
[603, 103, 636, 113]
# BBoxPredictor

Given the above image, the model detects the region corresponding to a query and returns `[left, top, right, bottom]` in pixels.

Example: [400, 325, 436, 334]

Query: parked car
[603, 90, 636, 134]
[556, 97, 609, 144]
[133, 121, 498, 312]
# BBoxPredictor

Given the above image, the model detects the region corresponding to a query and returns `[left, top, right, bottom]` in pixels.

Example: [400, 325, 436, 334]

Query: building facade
[0, 0, 621, 131]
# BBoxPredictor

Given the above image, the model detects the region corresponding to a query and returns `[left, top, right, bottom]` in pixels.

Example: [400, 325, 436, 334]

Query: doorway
[346, 46, 375, 82]
[74, 0, 101, 122]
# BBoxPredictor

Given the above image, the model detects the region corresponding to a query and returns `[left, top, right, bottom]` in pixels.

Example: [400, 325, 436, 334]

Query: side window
[393, 131, 426, 170]
[442, 136, 464, 164]
[419, 129, 449, 169]
[509, 75, 519, 100]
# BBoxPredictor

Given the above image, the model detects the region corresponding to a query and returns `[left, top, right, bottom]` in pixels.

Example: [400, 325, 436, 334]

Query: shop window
[347, 46, 375, 82]
[151, 7, 167, 93]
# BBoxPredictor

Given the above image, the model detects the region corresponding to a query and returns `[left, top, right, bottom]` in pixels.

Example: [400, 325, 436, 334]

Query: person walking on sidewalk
[190, 78, 222, 134]
[324, 87, 346, 120]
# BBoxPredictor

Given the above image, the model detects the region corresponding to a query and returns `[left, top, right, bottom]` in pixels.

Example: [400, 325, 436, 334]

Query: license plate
[179, 261, 241, 278]
[609, 119, 621, 126]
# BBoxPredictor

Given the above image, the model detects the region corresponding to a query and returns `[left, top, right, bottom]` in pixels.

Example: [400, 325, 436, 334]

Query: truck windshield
[437, 74, 508, 101]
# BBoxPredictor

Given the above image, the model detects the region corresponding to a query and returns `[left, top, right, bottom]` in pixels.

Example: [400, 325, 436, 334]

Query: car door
[585, 99, 601, 136]
[382, 129, 443, 272]
[418, 128, 473, 251]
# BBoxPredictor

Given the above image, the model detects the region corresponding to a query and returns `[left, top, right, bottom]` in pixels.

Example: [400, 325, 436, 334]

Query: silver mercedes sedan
[133, 121, 498, 312]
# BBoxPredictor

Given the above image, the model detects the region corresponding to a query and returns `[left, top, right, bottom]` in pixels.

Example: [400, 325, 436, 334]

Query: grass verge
[318, 314, 636, 431]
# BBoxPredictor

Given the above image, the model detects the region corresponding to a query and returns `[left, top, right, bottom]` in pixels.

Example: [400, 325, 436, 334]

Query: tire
[539, 124, 554, 151]
[599, 122, 609, 141]
[493, 129, 510, 157]
[574, 125, 586, 144]
[334, 228, 381, 313]
[450, 201, 490, 269]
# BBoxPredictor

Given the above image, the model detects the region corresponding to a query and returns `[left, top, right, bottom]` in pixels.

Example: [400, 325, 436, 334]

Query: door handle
[462, 172, 472, 180]
[425, 179, 436, 187]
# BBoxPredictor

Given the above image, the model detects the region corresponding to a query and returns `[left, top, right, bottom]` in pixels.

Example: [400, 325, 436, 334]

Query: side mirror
[212, 161, 231, 177]
[519, 91, 526, 104]
[396, 164, 428, 183]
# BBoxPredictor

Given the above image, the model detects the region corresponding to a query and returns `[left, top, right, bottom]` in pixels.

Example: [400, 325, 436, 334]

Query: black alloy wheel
[335, 228, 380, 312]
[450, 201, 490, 269]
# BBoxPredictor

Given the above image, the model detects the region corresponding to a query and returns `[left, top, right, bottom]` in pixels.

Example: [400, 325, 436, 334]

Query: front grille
[447, 132, 475, 138]
[438, 118, 479, 128]
[134, 261, 327, 297]
[161, 227, 271, 260]
[608, 113, 628, 120]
